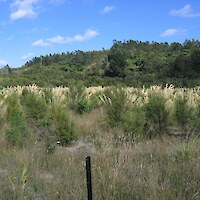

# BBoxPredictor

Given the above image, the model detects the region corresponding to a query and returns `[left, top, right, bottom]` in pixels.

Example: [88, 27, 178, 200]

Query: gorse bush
[4, 94, 30, 148]
[144, 92, 170, 137]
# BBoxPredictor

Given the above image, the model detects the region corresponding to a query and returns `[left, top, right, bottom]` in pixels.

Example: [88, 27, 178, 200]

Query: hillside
[0, 39, 200, 88]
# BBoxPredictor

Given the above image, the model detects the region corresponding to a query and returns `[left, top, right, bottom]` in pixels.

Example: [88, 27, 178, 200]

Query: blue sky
[0, 0, 200, 68]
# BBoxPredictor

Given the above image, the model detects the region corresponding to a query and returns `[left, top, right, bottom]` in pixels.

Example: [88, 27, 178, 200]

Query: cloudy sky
[0, 0, 200, 67]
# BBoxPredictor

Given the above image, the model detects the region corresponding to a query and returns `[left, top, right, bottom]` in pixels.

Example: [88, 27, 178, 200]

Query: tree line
[0, 39, 200, 87]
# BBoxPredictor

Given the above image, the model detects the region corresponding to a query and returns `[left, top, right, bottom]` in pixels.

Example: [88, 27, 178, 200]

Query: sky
[0, 0, 200, 68]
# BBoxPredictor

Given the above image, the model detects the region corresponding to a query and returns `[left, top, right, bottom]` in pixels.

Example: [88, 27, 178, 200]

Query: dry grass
[0, 133, 199, 199]
[0, 85, 200, 199]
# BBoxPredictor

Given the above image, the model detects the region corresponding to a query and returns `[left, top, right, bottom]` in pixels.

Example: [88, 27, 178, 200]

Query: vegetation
[0, 38, 199, 199]
[0, 85, 199, 199]
[0, 39, 200, 87]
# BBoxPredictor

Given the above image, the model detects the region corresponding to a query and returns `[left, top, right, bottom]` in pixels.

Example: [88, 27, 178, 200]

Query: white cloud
[33, 29, 99, 47]
[21, 52, 34, 60]
[0, 59, 7, 66]
[160, 28, 187, 37]
[47, 35, 67, 44]
[160, 29, 178, 37]
[10, 0, 39, 20]
[32, 39, 51, 47]
[101, 5, 114, 14]
[71, 29, 99, 42]
[170, 4, 200, 18]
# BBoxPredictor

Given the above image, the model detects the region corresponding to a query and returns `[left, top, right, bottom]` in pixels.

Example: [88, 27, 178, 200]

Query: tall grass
[0, 84, 199, 199]
[0, 135, 199, 199]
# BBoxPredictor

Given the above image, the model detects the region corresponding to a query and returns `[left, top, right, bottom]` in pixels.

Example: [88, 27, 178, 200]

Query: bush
[100, 87, 131, 127]
[122, 105, 145, 140]
[174, 95, 194, 132]
[20, 88, 48, 125]
[67, 82, 100, 114]
[42, 87, 53, 104]
[75, 94, 100, 114]
[67, 82, 85, 111]
[5, 94, 30, 148]
[144, 92, 170, 137]
[50, 104, 78, 146]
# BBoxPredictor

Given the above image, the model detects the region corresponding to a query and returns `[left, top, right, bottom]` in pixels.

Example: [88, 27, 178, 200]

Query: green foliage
[0, 39, 200, 87]
[100, 87, 131, 127]
[5, 94, 30, 148]
[174, 95, 194, 132]
[67, 82, 85, 110]
[67, 82, 100, 114]
[122, 105, 145, 140]
[42, 87, 53, 103]
[50, 104, 78, 146]
[144, 92, 170, 137]
[105, 42, 128, 77]
[20, 88, 48, 125]
[75, 94, 100, 114]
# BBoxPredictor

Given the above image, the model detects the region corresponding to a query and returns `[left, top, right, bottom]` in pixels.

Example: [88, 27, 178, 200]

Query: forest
[0, 39, 200, 88]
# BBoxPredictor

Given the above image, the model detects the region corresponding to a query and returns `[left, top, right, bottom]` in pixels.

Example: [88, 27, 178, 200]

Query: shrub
[4, 94, 30, 148]
[50, 104, 78, 146]
[20, 88, 48, 125]
[42, 87, 53, 104]
[100, 87, 131, 127]
[174, 94, 194, 132]
[122, 105, 145, 140]
[67, 82, 85, 110]
[75, 94, 100, 114]
[144, 92, 170, 137]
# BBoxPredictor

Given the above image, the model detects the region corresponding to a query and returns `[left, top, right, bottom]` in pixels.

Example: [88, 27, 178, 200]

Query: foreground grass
[0, 85, 199, 199]
[0, 133, 199, 200]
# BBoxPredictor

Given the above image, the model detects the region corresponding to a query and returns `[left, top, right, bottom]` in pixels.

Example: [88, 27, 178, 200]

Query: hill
[0, 39, 200, 87]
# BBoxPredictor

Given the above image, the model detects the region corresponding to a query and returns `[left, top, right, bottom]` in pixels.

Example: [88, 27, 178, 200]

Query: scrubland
[0, 84, 199, 199]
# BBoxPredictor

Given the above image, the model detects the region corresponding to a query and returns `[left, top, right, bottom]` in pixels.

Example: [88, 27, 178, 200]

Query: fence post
[85, 156, 93, 200]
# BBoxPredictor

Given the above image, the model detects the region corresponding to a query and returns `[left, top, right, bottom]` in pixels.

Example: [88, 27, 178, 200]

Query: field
[0, 84, 200, 199]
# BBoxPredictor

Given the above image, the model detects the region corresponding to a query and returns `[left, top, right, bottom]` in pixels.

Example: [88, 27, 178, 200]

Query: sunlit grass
[0, 85, 199, 199]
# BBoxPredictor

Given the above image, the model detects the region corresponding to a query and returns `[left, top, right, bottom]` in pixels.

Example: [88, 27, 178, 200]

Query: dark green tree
[191, 49, 200, 73]
[105, 41, 127, 77]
